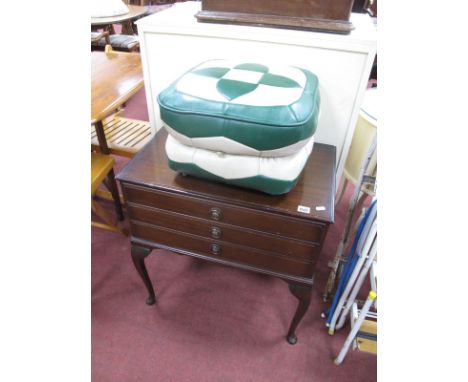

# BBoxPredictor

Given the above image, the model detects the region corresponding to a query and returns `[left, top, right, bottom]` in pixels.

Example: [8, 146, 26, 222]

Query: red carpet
[92, 89, 377, 381]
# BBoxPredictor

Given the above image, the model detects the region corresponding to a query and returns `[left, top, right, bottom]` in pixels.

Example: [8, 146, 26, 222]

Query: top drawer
[123, 184, 325, 243]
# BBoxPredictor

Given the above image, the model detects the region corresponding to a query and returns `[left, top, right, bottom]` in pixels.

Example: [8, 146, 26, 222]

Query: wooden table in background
[91, 5, 148, 34]
[91, 49, 144, 219]
[91, 50, 143, 127]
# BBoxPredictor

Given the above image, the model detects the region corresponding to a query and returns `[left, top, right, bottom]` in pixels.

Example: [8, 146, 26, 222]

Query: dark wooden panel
[117, 129, 335, 224]
[123, 184, 325, 243]
[201, 0, 355, 20]
[196, 0, 355, 34]
[127, 202, 321, 260]
[131, 221, 317, 278]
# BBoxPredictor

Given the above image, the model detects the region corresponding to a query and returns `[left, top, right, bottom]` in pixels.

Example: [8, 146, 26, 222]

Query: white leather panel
[222, 68, 264, 84]
[164, 124, 313, 157]
[165, 135, 314, 181]
[175, 73, 226, 102]
[230, 84, 304, 107]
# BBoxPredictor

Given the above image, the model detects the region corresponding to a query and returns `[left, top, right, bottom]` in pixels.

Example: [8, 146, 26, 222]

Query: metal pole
[334, 290, 377, 365]
[336, 237, 377, 331]
[324, 135, 377, 301]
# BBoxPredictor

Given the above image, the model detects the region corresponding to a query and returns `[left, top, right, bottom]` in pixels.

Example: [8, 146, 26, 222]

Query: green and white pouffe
[165, 134, 315, 195]
[158, 59, 320, 157]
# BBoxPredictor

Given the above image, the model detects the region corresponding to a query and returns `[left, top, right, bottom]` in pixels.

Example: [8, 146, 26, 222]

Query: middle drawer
[127, 203, 320, 263]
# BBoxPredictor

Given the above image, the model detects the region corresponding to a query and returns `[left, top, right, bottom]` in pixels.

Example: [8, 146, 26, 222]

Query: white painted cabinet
[136, 1, 376, 184]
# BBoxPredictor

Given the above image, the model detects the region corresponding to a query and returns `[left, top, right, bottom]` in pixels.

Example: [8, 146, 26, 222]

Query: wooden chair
[91, 31, 140, 52]
[91, 153, 127, 235]
[91, 31, 110, 45]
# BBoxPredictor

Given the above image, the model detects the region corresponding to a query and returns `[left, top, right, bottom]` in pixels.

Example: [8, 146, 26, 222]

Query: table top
[91, 50, 144, 124]
[118, 129, 335, 224]
[91, 5, 148, 26]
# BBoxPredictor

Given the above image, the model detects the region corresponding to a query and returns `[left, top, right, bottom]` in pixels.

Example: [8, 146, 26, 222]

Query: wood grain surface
[91, 5, 148, 26]
[91, 50, 144, 124]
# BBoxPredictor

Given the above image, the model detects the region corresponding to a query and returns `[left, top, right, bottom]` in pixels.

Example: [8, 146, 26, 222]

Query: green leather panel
[259, 73, 300, 88]
[159, 67, 319, 125]
[193, 67, 230, 78]
[216, 79, 259, 101]
[157, 61, 320, 151]
[160, 106, 317, 151]
[168, 159, 301, 195]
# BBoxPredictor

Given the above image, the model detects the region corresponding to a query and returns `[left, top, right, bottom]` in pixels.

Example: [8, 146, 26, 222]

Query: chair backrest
[92, 35, 139, 53]
[91, 31, 110, 45]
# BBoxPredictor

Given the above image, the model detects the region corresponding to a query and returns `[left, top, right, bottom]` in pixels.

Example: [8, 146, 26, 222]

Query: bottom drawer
[131, 221, 317, 278]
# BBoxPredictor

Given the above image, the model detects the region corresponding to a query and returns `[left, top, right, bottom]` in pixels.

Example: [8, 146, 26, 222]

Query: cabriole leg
[286, 283, 312, 345]
[131, 244, 156, 305]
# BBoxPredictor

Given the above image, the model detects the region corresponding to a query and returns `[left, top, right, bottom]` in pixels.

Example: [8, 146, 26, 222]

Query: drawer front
[130, 221, 317, 278]
[127, 203, 320, 262]
[124, 185, 325, 243]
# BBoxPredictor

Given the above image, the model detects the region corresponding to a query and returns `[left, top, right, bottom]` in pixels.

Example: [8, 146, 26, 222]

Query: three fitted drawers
[123, 184, 326, 279]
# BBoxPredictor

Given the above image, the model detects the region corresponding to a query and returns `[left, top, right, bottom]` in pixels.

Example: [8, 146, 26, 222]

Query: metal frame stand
[324, 135, 377, 302]
[334, 290, 377, 365]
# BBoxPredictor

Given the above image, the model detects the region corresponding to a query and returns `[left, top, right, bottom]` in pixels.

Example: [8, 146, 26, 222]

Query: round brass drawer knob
[210, 207, 222, 220]
[210, 243, 221, 255]
[210, 226, 222, 239]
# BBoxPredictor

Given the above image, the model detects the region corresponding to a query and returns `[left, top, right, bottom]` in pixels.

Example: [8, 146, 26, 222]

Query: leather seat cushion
[93, 34, 139, 50]
[165, 134, 314, 195]
[158, 59, 320, 157]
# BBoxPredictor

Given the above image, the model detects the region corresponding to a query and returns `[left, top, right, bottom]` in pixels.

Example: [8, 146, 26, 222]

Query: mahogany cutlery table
[117, 129, 335, 344]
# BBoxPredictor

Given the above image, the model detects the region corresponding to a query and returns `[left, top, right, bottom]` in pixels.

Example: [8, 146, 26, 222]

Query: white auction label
[297, 205, 311, 214]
